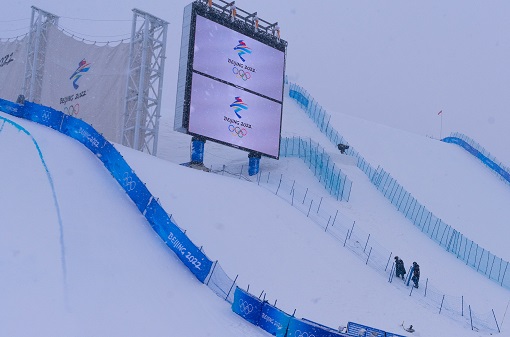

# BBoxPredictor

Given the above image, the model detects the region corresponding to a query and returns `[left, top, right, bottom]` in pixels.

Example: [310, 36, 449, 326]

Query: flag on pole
[438, 110, 443, 115]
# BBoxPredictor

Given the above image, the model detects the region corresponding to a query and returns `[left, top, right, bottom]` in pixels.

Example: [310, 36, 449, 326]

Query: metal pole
[225, 274, 238, 301]
[366, 247, 372, 265]
[363, 234, 371, 253]
[324, 216, 331, 232]
[307, 200, 313, 217]
[493, 309, 501, 333]
[385, 252, 393, 271]
[469, 305, 474, 330]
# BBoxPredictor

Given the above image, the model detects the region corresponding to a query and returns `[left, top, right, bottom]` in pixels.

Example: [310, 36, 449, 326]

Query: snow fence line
[288, 82, 510, 293]
[442, 133, 510, 186]
[0, 97, 369, 337]
[213, 158, 500, 333]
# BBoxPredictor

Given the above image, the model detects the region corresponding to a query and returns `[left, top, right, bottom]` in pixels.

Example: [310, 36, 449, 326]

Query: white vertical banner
[40, 26, 129, 143]
[0, 37, 27, 102]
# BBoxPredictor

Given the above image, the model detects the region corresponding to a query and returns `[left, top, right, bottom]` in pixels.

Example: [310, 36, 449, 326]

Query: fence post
[430, 218, 440, 239]
[324, 216, 331, 232]
[501, 261, 509, 286]
[349, 221, 355, 239]
[388, 263, 395, 283]
[302, 188, 308, 204]
[366, 247, 372, 265]
[462, 296, 464, 316]
[446, 229, 456, 252]
[332, 209, 338, 227]
[363, 234, 371, 253]
[226, 274, 239, 301]
[476, 248, 485, 272]
[307, 200, 313, 217]
[489, 255, 497, 280]
[439, 295, 445, 314]
[385, 252, 393, 271]
[469, 305, 474, 331]
[276, 174, 282, 195]
[317, 197, 323, 213]
[424, 278, 428, 297]
[205, 260, 218, 286]
[343, 230, 349, 247]
[493, 309, 501, 333]
[439, 224, 450, 246]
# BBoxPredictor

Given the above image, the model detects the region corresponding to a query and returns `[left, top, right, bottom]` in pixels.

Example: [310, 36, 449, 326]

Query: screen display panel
[193, 15, 285, 102]
[175, 3, 287, 159]
[189, 72, 282, 158]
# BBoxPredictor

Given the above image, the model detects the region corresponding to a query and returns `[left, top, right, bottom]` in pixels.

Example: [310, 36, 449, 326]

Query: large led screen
[193, 15, 285, 102]
[175, 2, 287, 159]
[189, 72, 282, 158]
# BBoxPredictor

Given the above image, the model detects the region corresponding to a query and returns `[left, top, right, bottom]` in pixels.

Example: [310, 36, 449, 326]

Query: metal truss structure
[122, 8, 169, 155]
[204, 0, 281, 37]
[21, 6, 59, 103]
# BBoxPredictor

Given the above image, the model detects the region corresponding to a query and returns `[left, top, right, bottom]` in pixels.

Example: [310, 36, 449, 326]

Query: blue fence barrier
[442, 133, 510, 185]
[280, 136, 352, 201]
[0, 97, 213, 283]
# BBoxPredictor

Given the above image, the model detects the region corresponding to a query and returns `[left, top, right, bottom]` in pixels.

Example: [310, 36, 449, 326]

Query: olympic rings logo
[123, 172, 136, 191]
[239, 299, 254, 315]
[232, 67, 251, 81]
[295, 330, 315, 337]
[64, 104, 79, 116]
[228, 124, 247, 138]
[41, 112, 51, 123]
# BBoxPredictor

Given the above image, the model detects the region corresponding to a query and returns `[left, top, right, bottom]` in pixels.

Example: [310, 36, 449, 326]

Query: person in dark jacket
[394, 256, 406, 280]
[412, 262, 420, 288]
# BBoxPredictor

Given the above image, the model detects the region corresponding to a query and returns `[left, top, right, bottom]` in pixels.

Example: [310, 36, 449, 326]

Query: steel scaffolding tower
[123, 8, 169, 155]
[21, 6, 59, 103]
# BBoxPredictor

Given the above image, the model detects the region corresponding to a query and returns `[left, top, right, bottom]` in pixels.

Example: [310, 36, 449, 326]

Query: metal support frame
[21, 6, 59, 103]
[123, 8, 168, 155]
[204, 0, 279, 35]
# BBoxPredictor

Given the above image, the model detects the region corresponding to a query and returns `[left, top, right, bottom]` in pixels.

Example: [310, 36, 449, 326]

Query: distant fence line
[285, 82, 509, 332]
[443, 132, 510, 186]
[288, 82, 510, 292]
[209, 160, 500, 334]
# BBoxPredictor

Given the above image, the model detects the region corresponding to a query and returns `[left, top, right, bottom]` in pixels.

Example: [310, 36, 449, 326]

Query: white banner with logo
[0, 37, 27, 102]
[40, 26, 129, 142]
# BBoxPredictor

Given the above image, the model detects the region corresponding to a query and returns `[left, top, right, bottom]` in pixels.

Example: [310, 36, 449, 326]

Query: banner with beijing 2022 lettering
[257, 301, 292, 336]
[0, 37, 27, 102]
[39, 25, 129, 143]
